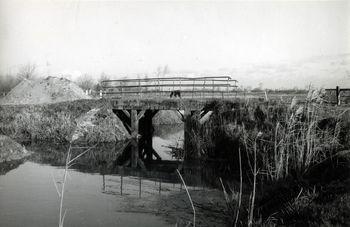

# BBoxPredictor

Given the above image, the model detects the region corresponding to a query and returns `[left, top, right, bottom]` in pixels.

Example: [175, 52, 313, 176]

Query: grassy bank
[0, 99, 129, 143]
[185, 99, 350, 226]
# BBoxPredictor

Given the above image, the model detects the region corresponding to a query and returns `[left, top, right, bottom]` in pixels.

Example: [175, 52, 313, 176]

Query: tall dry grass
[188, 97, 349, 225]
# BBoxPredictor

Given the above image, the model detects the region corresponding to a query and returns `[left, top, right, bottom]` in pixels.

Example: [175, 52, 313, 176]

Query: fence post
[120, 170, 123, 195]
[139, 172, 142, 198]
[159, 176, 162, 195]
[336, 86, 340, 105]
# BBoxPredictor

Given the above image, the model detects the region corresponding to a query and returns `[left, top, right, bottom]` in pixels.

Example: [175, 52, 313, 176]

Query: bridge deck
[109, 97, 241, 110]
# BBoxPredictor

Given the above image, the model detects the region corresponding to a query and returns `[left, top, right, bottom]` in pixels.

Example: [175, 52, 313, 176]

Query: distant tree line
[0, 64, 37, 94]
[74, 72, 110, 93]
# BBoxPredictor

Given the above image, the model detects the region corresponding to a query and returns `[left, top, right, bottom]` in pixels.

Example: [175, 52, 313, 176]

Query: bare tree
[17, 63, 37, 80]
[156, 65, 170, 78]
[75, 74, 95, 91]
[94, 72, 110, 91]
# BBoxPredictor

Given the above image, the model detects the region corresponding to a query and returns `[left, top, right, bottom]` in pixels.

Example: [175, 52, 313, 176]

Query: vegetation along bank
[0, 99, 130, 144]
[183, 97, 350, 226]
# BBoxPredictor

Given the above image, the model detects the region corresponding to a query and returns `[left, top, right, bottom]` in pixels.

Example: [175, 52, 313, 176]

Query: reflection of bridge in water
[27, 143, 217, 194]
[102, 76, 238, 168]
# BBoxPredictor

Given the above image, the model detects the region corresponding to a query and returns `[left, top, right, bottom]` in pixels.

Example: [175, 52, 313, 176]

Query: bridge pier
[139, 110, 160, 162]
[130, 110, 139, 168]
[113, 109, 160, 168]
[113, 105, 213, 168]
[184, 110, 201, 161]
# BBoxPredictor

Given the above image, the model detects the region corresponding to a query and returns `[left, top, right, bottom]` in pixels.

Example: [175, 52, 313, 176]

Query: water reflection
[153, 123, 184, 160]
[0, 124, 225, 226]
[0, 159, 25, 175]
[26, 142, 207, 188]
[154, 123, 184, 140]
[0, 162, 173, 227]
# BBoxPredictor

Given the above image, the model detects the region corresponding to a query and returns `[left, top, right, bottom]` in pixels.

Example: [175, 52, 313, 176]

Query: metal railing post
[212, 80, 214, 98]
[121, 87, 124, 100]
[180, 77, 182, 98]
[202, 78, 206, 100]
[100, 77, 238, 101]
[138, 78, 141, 99]
[226, 77, 229, 98]
[158, 77, 160, 98]
[192, 79, 195, 98]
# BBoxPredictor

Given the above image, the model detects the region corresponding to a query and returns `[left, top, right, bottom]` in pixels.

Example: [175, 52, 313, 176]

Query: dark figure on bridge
[170, 90, 181, 98]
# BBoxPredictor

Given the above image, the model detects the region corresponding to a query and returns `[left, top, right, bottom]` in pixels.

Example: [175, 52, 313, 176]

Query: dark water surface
[0, 162, 173, 227]
[0, 124, 192, 227]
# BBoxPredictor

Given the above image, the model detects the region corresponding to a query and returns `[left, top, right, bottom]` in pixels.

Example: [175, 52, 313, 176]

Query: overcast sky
[0, 0, 349, 87]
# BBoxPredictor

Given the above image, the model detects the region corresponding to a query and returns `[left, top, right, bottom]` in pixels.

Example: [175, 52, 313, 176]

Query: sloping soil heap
[0, 135, 31, 162]
[152, 110, 183, 125]
[73, 108, 130, 143]
[1, 76, 90, 105]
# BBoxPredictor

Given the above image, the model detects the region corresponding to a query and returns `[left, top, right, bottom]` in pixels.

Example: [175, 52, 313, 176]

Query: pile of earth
[0, 76, 90, 105]
[0, 135, 31, 162]
[153, 110, 183, 125]
[73, 108, 130, 143]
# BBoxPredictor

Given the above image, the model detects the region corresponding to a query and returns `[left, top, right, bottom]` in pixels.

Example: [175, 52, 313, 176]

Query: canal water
[0, 124, 226, 227]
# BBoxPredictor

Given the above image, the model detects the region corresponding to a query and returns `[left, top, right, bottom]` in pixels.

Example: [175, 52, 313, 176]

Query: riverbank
[0, 135, 31, 162]
[117, 187, 227, 226]
[0, 135, 31, 174]
[186, 99, 350, 225]
[0, 99, 129, 143]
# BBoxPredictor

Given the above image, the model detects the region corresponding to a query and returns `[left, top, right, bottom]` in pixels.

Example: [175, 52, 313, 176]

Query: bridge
[102, 76, 238, 169]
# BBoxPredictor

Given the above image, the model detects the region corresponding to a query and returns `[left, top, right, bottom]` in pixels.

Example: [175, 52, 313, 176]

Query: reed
[51, 137, 96, 227]
[176, 169, 196, 227]
[199, 96, 349, 225]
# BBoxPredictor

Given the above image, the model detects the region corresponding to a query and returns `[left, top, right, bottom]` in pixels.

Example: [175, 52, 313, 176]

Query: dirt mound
[73, 108, 130, 143]
[0, 76, 90, 105]
[0, 135, 31, 162]
[153, 110, 183, 125]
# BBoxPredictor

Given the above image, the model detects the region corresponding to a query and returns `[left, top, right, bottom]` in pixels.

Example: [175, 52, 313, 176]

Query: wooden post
[159, 177, 162, 195]
[120, 170, 123, 195]
[131, 110, 139, 168]
[102, 174, 105, 191]
[139, 110, 157, 162]
[139, 173, 142, 198]
[184, 109, 192, 161]
[336, 86, 340, 105]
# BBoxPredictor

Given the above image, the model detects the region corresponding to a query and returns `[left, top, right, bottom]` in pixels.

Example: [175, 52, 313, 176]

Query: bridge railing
[101, 76, 238, 99]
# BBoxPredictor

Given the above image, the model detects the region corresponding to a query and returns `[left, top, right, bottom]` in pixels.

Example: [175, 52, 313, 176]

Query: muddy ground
[104, 177, 228, 227]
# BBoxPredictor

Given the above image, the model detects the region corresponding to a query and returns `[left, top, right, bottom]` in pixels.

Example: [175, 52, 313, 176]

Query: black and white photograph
[0, 0, 349, 226]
